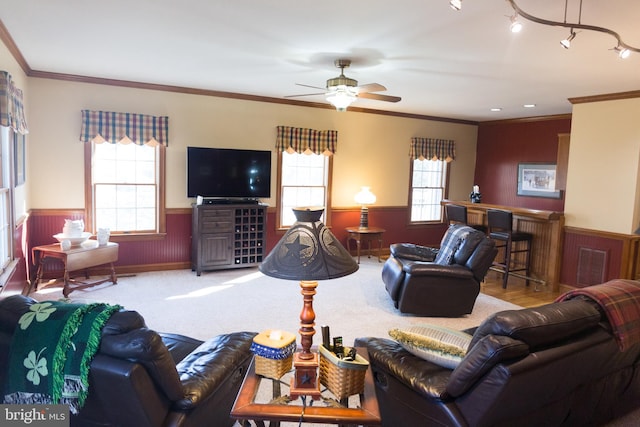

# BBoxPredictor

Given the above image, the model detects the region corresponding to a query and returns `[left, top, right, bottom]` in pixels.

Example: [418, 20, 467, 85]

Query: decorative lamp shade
[354, 187, 376, 206]
[259, 207, 358, 280]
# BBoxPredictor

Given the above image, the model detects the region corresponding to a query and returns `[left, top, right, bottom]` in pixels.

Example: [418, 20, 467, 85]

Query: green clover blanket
[3, 301, 121, 414]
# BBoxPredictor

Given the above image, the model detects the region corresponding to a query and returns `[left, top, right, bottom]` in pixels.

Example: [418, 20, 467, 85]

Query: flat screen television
[187, 146, 271, 199]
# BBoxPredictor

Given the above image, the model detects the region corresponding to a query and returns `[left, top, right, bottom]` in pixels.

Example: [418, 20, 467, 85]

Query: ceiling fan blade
[295, 83, 327, 91]
[357, 83, 387, 93]
[358, 92, 402, 103]
[285, 92, 326, 98]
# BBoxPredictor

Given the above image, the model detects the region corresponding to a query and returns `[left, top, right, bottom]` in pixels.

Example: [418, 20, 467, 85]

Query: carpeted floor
[32, 257, 520, 344]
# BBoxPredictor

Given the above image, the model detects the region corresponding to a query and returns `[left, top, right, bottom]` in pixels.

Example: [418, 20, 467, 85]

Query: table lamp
[354, 186, 377, 228]
[259, 207, 358, 398]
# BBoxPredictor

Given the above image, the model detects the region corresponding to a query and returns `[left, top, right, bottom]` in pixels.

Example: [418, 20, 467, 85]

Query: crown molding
[569, 91, 640, 105]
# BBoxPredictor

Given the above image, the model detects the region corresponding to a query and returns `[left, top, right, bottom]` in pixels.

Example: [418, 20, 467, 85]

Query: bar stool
[445, 204, 487, 233]
[487, 209, 532, 289]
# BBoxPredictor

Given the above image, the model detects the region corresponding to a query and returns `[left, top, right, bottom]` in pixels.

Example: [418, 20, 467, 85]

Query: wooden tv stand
[191, 203, 267, 275]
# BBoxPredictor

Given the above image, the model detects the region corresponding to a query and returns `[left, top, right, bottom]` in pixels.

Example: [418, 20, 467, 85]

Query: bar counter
[442, 200, 564, 292]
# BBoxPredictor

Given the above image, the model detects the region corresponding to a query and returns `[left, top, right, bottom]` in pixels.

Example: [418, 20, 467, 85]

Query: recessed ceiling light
[523, 104, 536, 108]
[490, 108, 502, 112]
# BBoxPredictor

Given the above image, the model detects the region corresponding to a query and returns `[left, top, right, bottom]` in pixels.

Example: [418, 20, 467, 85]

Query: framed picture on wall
[14, 133, 25, 186]
[517, 163, 562, 198]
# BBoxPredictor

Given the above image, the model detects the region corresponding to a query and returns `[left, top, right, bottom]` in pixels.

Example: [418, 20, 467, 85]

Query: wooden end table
[345, 227, 386, 264]
[30, 242, 119, 297]
[231, 348, 381, 426]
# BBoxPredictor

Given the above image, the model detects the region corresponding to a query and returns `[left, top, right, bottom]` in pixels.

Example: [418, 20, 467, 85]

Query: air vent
[577, 247, 607, 286]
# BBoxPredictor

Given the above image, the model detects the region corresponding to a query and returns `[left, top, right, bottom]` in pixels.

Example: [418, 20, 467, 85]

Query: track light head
[613, 46, 631, 59]
[560, 30, 576, 49]
[449, 0, 462, 11]
[509, 15, 523, 33]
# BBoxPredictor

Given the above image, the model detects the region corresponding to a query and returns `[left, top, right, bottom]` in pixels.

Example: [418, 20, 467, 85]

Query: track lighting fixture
[505, 0, 639, 59]
[560, 30, 576, 49]
[449, 0, 462, 11]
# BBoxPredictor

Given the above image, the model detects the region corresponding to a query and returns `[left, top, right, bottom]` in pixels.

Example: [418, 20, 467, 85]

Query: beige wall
[25, 77, 478, 210]
[565, 98, 640, 234]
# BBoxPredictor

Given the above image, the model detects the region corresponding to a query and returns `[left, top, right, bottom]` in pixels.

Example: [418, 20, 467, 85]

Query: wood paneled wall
[561, 227, 640, 288]
[21, 206, 447, 284]
[451, 201, 564, 291]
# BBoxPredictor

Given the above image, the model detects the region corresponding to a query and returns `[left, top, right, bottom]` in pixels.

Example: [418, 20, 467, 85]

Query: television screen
[187, 146, 271, 199]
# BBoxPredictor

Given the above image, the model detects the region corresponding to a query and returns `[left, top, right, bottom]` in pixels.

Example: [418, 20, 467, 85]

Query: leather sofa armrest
[403, 262, 474, 280]
[446, 335, 529, 397]
[390, 243, 438, 262]
[100, 328, 184, 401]
[355, 337, 452, 400]
[160, 333, 204, 364]
[174, 331, 257, 410]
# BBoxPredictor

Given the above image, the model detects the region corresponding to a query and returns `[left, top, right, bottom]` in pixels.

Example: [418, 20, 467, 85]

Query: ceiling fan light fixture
[326, 86, 358, 112]
[449, 0, 462, 11]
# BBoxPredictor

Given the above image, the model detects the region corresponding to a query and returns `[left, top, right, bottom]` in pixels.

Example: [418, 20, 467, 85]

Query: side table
[231, 347, 381, 426]
[345, 226, 386, 264]
[30, 242, 119, 297]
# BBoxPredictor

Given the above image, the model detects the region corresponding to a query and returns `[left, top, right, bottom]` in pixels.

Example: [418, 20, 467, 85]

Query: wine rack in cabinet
[191, 203, 267, 275]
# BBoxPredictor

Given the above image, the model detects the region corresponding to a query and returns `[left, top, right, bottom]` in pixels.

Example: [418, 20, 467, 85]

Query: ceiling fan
[286, 59, 401, 111]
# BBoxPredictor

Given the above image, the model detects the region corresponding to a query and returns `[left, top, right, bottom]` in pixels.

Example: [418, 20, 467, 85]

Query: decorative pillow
[389, 325, 472, 369]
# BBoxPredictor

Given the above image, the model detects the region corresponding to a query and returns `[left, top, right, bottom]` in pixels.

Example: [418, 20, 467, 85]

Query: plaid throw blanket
[4, 301, 121, 414]
[555, 279, 640, 351]
[434, 225, 475, 265]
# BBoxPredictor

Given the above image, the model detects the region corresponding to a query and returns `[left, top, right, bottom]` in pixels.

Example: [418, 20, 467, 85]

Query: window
[409, 158, 448, 222]
[0, 127, 14, 271]
[277, 151, 331, 228]
[85, 141, 166, 235]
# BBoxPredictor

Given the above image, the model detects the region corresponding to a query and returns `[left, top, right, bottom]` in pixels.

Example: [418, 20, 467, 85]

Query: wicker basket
[250, 330, 296, 380]
[319, 344, 369, 400]
[254, 354, 293, 380]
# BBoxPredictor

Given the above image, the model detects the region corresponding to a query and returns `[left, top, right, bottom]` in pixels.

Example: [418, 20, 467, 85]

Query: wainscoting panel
[26, 209, 193, 278]
[561, 227, 639, 288]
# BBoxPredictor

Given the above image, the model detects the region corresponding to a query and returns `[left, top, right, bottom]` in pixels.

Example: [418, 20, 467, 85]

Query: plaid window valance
[0, 72, 28, 134]
[80, 110, 169, 146]
[276, 126, 338, 155]
[410, 137, 455, 161]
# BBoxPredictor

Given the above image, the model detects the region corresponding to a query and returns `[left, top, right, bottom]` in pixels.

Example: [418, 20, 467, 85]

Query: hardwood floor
[481, 270, 560, 308]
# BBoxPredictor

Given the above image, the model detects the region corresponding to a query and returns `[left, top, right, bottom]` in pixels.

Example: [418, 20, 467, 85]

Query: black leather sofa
[382, 224, 497, 316]
[356, 282, 640, 426]
[0, 295, 256, 427]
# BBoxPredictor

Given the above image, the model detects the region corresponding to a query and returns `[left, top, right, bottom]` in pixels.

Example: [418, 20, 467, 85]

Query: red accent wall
[475, 118, 571, 211]
[266, 208, 448, 254]
[561, 230, 624, 287]
[27, 210, 192, 273]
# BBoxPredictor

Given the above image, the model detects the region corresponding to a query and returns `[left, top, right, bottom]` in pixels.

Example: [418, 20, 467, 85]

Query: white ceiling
[2, 0, 639, 122]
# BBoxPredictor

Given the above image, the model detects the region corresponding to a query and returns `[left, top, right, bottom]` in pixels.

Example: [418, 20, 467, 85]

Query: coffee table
[31, 242, 119, 297]
[231, 348, 381, 426]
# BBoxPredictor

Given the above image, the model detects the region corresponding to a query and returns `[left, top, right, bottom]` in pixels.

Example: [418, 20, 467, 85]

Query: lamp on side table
[259, 207, 358, 398]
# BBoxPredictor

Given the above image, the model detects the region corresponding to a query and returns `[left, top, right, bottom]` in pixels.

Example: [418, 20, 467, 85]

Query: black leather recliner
[0, 295, 257, 427]
[382, 224, 497, 316]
